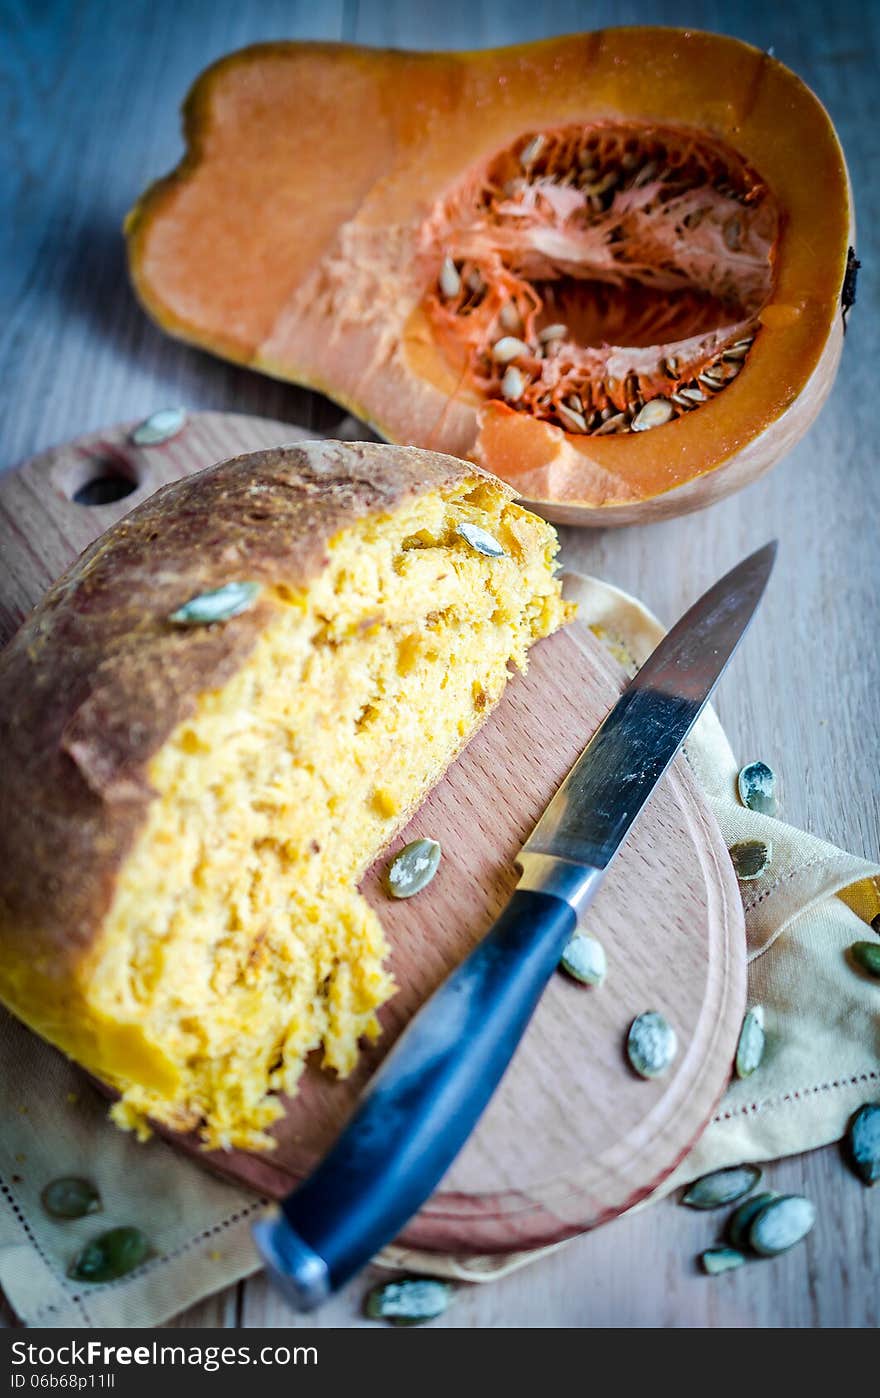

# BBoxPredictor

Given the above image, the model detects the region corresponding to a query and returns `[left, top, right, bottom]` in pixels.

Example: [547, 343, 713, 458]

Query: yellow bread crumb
[61, 481, 572, 1149]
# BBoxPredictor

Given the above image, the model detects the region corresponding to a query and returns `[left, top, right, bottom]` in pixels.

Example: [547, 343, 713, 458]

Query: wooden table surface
[1, 0, 877, 1328]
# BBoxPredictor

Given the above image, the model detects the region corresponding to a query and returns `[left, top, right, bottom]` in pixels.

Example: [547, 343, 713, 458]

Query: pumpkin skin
[126, 29, 853, 526]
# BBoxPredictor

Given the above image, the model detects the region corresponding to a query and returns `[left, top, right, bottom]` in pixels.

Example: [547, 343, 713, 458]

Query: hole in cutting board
[72, 459, 138, 506]
[61, 448, 141, 507]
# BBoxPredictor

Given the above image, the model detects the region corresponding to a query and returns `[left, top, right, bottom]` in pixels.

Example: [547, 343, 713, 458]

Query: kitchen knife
[253, 541, 777, 1309]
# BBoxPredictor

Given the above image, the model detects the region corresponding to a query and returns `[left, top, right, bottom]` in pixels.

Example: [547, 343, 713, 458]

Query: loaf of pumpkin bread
[0, 440, 571, 1149]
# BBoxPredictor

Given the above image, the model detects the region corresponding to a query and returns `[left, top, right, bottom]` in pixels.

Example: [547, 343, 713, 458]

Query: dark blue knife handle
[253, 886, 581, 1307]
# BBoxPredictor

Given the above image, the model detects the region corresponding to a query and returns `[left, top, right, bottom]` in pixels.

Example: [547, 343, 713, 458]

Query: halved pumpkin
[126, 29, 853, 525]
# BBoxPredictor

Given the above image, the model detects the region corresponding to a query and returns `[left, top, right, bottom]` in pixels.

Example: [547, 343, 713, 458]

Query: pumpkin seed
[41, 1177, 102, 1220]
[560, 932, 606, 986]
[456, 521, 506, 557]
[130, 407, 187, 446]
[729, 839, 771, 880]
[520, 134, 546, 169]
[492, 336, 530, 363]
[849, 941, 880, 978]
[499, 301, 523, 332]
[558, 403, 588, 433]
[845, 1102, 880, 1186]
[748, 1194, 815, 1256]
[735, 1004, 766, 1078]
[681, 1164, 761, 1211]
[700, 1246, 746, 1275]
[68, 1226, 151, 1283]
[632, 160, 658, 187]
[632, 398, 673, 431]
[501, 365, 526, 401]
[627, 1011, 677, 1078]
[439, 256, 461, 299]
[365, 1277, 454, 1325]
[593, 412, 627, 436]
[466, 268, 485, 294]
[385, 838, 442, 899]
[539, 323, 567, 343]
[169, 581, 262, 626]
[679, 386, 706, 403]
[737, 760, 778, 815]
[728, 1192, 778, 1250]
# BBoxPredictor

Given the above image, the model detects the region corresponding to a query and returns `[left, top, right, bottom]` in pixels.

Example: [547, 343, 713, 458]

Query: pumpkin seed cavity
[169, 581, 262, 626]
[365, 1277, 454, 1325]
[130, 407, 187, 446]
[747, 1194, 815, 1256]
[737, 760, 778, 815]
[456, 521, 507, 557]
[560, 931, 606, 986]
[424, 122, 777, 437]
[729, 839, 771, 880]
[700, 1246, 746, 1275]
[68, 1226, 152, 1283]
[385, 838, 442, 899]
[682, 1163, 761, 1210]
[735, 1004, 766, 1079]
[41, 1177, 102, 1220]
[845, 1102, 880, 1186]
[627, 1010, 677, 1078]
[849, 941, 880, 978]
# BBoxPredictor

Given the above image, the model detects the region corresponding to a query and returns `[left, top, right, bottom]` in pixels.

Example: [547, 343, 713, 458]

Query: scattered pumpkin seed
[729, 839, 771, 880]
[845, 1102, 880, 1186]
[439, 256, 461, 299]
[681, 1163, 761, 1211]
[748, 1194, 815, 1256]
[735, 1004, 766, 1078]
[365, 1277, 454, 1325]
[626, 1011, 677, 1079]
[492, 335, 530, 363]
[700, 1246, 746, 1275]
[68, 1226, 152, 1283]
[456, 521, 506, 557]
[501, 365, 526, 401]
[849, 941, 880, 978]
[728, 1191, 778, 1250]
[631, 398, 673, 431]
[385, 838, 442, 899]
[130, 407, 187, 446]
[737, 760, 778, 815]
[499, 301, 523, 332]
[539, 323, 568, 343]
[169, 581, 262, 626]
[560, 932, 606, 986]
[41, 1177, 102, 1220]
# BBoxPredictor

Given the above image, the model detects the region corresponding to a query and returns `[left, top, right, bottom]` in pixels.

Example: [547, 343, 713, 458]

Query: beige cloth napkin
[1, 573, 877, 1326]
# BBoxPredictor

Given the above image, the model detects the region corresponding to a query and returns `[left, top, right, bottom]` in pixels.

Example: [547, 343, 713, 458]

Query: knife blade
[253, 542, 777, 1310]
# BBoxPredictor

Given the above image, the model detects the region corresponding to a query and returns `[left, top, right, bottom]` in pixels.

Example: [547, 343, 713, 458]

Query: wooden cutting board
[0, 411, 746, 1254]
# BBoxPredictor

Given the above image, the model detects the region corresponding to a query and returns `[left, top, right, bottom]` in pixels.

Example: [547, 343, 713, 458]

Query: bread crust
[0, 440, 505, 984]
